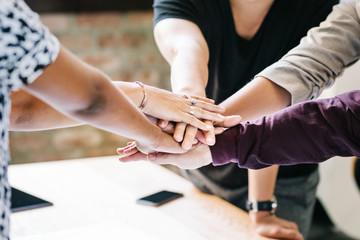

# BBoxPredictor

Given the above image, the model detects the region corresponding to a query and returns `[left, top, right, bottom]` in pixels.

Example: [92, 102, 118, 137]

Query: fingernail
[206, 125, 212, 129]
[174, 135, 183, 142]
[207, 137, 214, 145]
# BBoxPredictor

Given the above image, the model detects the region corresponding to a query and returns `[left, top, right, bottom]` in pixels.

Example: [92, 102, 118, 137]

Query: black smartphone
[11, 187, 52, 212]
[136, 190, 183, 206]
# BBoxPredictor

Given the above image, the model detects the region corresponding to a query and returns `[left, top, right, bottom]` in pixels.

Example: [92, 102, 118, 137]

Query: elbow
[75, 81, 108, 116]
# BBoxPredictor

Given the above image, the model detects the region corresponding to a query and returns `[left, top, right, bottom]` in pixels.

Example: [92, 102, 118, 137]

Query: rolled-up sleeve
[257, 0, 360, 104]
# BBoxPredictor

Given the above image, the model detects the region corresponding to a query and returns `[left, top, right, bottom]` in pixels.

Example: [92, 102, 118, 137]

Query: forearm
[220, 77, 291, 121]
[154, 19, 209, 97]
[219, 77, 287, 209]
[257, 0, 360, 104]
[10, 81, 144, 131]
[170, 48, 208, 96]
[23, 47, 168, 148]
[10, 90, 81, 131]
[211, 90, 360, 169]
[248, 167, 278, 200]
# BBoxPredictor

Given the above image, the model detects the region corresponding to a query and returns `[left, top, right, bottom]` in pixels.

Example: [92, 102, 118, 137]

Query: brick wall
[9, 11, 171, 164]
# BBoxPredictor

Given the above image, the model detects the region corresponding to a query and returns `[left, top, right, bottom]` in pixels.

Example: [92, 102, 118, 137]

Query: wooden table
[9, 156, 272, 240]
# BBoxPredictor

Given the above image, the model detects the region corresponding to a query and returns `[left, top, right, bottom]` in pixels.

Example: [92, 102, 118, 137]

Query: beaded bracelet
[134, 81, 147, 110]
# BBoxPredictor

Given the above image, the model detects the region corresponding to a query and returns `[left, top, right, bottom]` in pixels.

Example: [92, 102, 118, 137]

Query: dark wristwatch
[246, 196, 278, 215]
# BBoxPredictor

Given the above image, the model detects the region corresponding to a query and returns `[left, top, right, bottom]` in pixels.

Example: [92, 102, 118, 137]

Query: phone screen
[136, 190, 183, 206]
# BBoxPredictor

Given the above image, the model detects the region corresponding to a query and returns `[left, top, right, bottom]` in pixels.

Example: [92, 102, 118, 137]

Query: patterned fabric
[0, 0, 59, 238]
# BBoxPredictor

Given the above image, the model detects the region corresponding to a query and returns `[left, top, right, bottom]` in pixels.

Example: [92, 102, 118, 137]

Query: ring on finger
[189, 106, 195, 115]
[190, 98, 197, 106]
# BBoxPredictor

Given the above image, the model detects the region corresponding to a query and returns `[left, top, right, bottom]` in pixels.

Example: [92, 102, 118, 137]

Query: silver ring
[190, 98, 198, 106]
[189, 106, 195, 115]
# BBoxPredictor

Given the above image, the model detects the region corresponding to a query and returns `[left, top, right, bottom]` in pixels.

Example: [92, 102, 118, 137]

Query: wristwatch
[246, 196, 278, 215]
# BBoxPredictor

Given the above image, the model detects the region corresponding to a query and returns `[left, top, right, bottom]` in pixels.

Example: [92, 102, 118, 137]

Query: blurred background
[10, 0, 171, 165]
[10, 1, 360, 239]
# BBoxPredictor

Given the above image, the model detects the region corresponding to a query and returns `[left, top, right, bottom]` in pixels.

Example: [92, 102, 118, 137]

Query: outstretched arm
[23, 46, 185, 154]
[212, 90, 360, 168]
[154, 17, 214, 149]
[257, 0, 360, 104]
[119, 90, 360, 167]
[11, 81, 224, 132]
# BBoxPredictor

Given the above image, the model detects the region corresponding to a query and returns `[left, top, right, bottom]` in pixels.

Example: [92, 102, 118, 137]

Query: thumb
[216, 115, 242, 128]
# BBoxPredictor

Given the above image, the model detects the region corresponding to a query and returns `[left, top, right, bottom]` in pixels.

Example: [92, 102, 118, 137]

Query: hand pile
[117, 86, 241, 169]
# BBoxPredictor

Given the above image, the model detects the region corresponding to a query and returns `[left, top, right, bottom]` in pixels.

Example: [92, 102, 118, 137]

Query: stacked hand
[117, 110, 242, 169]
[138, 85, 227, 132]
[114, 83, 241, 156]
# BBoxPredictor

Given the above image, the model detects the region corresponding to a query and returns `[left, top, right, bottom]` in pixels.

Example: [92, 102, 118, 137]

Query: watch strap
[246, 197, 277, 214]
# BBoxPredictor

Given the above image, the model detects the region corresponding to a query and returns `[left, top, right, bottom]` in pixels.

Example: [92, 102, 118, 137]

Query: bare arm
[22, 46, 185, 154]
[10, 89, 80, 131]
[219, 76, 291, 212]
[155, 16, 299, 238]
[154, 18, 216, 148]
[155, 18, 209, 97]
[11, 70, 224, 132]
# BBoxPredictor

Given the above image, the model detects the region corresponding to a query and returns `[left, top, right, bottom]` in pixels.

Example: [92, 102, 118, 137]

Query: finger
[257, 226, 304, 240]
[187, 95, 215, 104]
[117, 142, 137, 154]
[174, 122, 187, 142]
[118, 152, 147, 162]
[146, 115, 159, 125]
[158, 120, 169, 129]
[215, 115, 242, 128]
[192, 100, 225, 113]
[123, 146, 139, 156]
[146, 152, 172, 165]
[118, 146, 138, 157]
[214, 127, 225, 135]
[203, 120, 215, 146]
[182, 126, 198, 150]
[161, 121, 176, 134]
[195, 130, 207, 144]
[187, 106, 224, 122]
[127, 141, 136, 147]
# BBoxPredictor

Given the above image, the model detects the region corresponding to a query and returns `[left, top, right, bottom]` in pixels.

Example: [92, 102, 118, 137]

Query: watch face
[246, 198, 277, 213]
[258, 201, 274, 211]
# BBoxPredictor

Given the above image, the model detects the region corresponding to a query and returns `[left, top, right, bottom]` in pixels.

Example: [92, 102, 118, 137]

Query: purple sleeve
[210, 90, 360, 169]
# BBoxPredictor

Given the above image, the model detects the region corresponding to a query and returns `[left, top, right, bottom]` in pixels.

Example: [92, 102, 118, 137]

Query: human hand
[158, 114, 242, 149]
[250, 212, 304, 240]
[141, 85, 225, 131]
[117, 143, 212, 169]
[134, 124, 188, 154]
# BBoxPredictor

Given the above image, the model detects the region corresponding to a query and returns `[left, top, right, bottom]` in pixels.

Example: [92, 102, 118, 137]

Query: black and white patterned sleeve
[0, 0, 60, 91]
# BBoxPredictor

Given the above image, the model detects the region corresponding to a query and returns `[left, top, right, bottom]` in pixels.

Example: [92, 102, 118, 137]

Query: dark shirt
[153, 0, 338, 187]
[211, 90, 360, 169]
